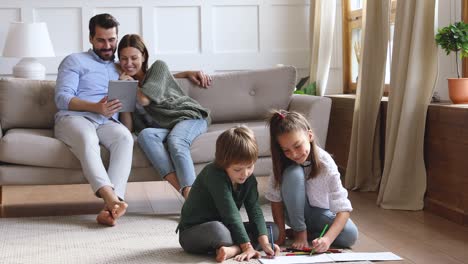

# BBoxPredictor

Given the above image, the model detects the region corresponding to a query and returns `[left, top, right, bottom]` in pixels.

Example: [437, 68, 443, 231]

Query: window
[463, 0, 468, 78]
[342, 0, 397, 94]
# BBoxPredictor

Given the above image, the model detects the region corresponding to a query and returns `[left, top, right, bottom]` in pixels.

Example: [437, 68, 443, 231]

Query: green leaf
[436, 21, 468, 69]
[303, 82, 317, 95]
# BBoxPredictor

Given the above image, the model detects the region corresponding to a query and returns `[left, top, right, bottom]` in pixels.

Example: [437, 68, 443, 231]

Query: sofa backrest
[0, 78, 57, 130]
[177, 66, 296, 123]
[0, 66, 296, 130]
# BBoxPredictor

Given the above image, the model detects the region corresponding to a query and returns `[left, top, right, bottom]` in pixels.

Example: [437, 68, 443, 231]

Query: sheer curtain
[345, 0, 390, 191]
[377, 0, 438, 210]
[309, 0, 336, 96]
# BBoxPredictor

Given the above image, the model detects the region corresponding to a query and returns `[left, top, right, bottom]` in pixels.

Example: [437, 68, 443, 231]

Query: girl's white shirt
[265, 147, 352, 213]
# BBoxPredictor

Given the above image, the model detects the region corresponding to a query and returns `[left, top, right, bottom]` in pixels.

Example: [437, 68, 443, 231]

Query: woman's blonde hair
[267, 110, 320, 188]
[215, 125, 258, 169]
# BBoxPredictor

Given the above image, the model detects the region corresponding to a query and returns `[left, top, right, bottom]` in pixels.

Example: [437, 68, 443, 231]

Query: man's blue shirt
[55, 49, 120, 124]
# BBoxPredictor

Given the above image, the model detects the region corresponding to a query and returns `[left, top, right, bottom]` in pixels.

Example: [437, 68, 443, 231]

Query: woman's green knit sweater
[133, 60, 211, 132]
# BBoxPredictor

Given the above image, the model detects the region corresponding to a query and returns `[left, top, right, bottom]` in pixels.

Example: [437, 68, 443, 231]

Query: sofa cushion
[190, 121, 271, 164]
[0, 129, 151, 169]
[177, 66, 296, 123]
[1, 121, 270, 171]
[0, 78, 57, 130]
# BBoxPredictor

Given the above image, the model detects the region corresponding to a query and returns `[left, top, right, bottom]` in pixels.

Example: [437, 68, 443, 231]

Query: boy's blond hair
[215, 125, 258, 169]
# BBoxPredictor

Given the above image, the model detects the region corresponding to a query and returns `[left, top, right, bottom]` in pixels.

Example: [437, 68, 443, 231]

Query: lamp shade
[2, 22, 55, 58]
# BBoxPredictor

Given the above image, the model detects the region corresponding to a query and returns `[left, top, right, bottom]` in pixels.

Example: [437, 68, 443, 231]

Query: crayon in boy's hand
[267, 225, 274, 250]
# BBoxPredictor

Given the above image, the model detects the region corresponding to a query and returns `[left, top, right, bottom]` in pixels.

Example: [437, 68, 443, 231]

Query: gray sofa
[0, 66, 331, 215]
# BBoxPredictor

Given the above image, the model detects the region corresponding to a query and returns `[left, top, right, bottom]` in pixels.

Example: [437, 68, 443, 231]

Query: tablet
[107, 80, 138, 112]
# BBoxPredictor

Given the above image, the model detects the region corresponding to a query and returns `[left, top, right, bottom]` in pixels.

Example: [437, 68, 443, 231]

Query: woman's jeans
[281, 164, 358, 248]
[137, 119, 208, 191]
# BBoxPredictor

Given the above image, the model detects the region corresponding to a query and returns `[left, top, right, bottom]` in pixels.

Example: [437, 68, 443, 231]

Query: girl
[265, 110, 358, 252]
[117, 34, 211, 199]
[178, 126, 280, 262]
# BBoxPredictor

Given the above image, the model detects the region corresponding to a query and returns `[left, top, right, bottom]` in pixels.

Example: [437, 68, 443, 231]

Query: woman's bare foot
[216, 246, 240, 263]
[96, 210, 116, 226]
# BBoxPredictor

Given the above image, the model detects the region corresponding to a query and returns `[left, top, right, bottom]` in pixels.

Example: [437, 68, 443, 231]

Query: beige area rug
[0, 212, 261, 264]
[0, 205, 369, 264]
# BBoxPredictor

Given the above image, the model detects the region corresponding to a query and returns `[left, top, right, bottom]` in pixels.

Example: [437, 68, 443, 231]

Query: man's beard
[94, 47, 115, 61]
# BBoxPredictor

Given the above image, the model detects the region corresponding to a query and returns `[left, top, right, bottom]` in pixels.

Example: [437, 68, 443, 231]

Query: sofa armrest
[288, 94, 332, 148]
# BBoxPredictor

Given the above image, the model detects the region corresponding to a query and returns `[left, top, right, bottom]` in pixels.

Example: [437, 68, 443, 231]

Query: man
[54, 13, 132, 226]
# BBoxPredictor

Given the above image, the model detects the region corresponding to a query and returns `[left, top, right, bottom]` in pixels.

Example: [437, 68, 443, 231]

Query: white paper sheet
[260, 254, 333, 264]
[329, 252, 402, 261]
[259, 252, 402, 264]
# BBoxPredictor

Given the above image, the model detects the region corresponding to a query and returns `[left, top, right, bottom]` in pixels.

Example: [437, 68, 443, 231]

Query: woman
[117, 34, 211, 199]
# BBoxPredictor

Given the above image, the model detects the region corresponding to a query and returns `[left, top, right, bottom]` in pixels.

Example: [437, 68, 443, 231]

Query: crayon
[267, 225, 274, 251]
[283, 247, 342, 254]
[310, 224, 329, 256]
[267, 225, 275, 258]
[285, 252, 309, 256]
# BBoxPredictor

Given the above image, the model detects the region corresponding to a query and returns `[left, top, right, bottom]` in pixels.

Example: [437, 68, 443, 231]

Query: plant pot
[448, 78, 468, 104]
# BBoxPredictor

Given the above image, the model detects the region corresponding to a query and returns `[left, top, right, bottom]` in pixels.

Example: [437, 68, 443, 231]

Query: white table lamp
[2, 22, 55, 80]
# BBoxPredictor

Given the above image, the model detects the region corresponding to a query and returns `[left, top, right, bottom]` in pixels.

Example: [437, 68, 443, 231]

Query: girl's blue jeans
[137, 119, 208, 191]
[281, 164, 358, 248]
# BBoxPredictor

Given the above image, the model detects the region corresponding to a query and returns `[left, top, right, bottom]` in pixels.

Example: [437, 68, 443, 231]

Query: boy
[178, 126, 280, 262]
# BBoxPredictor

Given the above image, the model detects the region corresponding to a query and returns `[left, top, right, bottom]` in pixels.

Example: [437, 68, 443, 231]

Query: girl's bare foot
[96, 210, 116, 226]
[216, 246, 240, 263]
[292, 230, 309, 249]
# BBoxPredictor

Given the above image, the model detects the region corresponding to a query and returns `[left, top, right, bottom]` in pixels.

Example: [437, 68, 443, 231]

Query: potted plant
[436, 21, 468, 103]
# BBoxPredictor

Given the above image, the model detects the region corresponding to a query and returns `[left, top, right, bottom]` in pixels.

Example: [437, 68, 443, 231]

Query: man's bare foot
[108, 201, 128, 220]
[215, 246, 240, 263]
[96, 210, 116, 226]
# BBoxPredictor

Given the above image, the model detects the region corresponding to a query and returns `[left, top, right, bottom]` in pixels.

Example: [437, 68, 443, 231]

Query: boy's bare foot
[216, 246, 240, 263]
[96, 210, 116, 226]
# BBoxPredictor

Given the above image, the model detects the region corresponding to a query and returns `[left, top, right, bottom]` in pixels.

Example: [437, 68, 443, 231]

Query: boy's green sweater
[178, 163, 268, 245]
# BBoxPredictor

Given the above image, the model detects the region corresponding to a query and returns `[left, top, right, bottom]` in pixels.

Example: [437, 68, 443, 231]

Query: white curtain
[345, 0, 390, 191]
[377, 0, 438, 210]
[309, 0, 336, 96]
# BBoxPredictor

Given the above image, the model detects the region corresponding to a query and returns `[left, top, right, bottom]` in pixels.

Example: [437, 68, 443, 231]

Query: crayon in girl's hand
[310, 224, 329, 255]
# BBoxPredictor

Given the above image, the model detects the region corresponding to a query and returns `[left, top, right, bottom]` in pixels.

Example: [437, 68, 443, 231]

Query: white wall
[0, 0, 335, 85]
[0, 0, 457, 99]
[437, 0, 461, 101]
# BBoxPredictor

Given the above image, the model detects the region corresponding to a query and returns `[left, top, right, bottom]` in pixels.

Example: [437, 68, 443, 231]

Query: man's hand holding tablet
[107, 80, 138, 112]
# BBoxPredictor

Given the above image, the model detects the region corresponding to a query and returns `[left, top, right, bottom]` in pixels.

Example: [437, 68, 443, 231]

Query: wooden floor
[1, 179, 467, 264]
